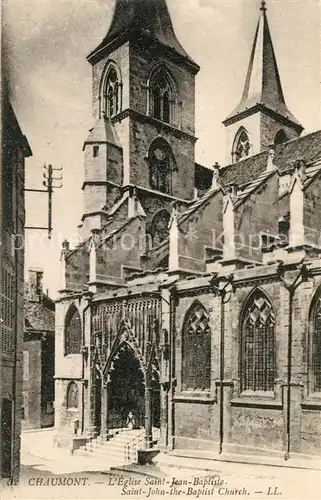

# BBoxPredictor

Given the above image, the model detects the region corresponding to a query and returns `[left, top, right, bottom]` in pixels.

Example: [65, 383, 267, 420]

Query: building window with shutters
[64, 305, 82, 356]
[182, 300, 211, 391]
[0, 266, 14, 355]
[240, 289, 276, 393]
[309, 289, 321, 394]
[66, 382, 79, 410]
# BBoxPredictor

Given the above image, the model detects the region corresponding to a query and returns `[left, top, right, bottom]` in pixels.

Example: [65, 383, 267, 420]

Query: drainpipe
[278, 263, 307, 460]
[81, 296, 92, 435]
[210, 275, 233, 455]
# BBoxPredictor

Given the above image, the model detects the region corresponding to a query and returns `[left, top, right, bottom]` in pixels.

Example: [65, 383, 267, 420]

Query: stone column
[88, 371, 98, 438]
[159, 382, 169, 451]
[145, 384, 153, 448]
[100, 379, 108, 441]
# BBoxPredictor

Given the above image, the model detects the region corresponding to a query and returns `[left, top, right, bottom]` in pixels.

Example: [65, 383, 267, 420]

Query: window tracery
[150, 210, 170, 247]
[148, 139, 176, 195]
[182, 301, 211, 391]
[309, 291, 321, 393]
[233, 128, 251, 162]
[149, 68, 176, 124]
[240, 290, 275, 392]
[101, 64, 121, 119]
[64, 305, 82, 356]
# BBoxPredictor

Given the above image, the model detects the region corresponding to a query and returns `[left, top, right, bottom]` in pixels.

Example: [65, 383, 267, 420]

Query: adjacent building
[23, 268, 55, 430]
[0, 98, 32, 480]
[54, 0, 321, 461]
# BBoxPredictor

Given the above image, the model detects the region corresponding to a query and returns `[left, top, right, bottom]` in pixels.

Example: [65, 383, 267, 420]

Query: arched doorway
[108, 343, 145, 429]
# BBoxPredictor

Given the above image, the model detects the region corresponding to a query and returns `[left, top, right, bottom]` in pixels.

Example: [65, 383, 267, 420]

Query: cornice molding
[223, 103, 303, 132]
[112, 108, 197, 143]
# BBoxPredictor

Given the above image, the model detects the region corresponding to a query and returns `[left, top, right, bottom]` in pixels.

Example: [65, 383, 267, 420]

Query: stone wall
[169, 269, 321, 457]
[22, 340, 42, 429]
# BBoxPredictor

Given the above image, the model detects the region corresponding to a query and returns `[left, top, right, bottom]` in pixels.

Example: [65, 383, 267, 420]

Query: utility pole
[25, 163, 63, 239]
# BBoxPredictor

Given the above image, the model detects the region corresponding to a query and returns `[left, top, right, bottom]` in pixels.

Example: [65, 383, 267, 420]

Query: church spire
[224, 0, 302, 129]
[88, 0, 199, 71]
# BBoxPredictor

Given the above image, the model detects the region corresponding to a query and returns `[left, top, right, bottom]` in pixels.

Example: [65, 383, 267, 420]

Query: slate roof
[178, 186, 221, 225]
[24, 296, 55, 332]
[224, 5, 301, 129]
[83, 118, 121, 149]
[88, 0, 198, 70]
[235, 169, 276, 206]
[220, 130, 321, 186]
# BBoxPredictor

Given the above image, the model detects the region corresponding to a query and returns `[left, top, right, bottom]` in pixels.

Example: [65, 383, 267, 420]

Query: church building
[55, 0, 321, 460]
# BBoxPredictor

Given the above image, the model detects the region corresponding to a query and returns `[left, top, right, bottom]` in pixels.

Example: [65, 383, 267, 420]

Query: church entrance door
[108, 343, 145, 429]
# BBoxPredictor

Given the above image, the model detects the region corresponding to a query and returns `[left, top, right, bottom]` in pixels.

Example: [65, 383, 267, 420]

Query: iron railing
[125, 430, 146, 463]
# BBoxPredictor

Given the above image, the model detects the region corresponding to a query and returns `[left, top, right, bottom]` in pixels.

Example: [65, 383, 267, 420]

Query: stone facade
[23, 269, 55, 429]
[0, 99, 32, 481]
[54, 0, 321, 461]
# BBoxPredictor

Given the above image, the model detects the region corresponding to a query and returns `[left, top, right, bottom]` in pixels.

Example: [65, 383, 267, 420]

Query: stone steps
[74, 428, 146, 466]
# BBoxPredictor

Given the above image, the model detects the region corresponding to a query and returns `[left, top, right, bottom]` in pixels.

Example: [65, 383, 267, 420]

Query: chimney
[28, 268, 43, 303]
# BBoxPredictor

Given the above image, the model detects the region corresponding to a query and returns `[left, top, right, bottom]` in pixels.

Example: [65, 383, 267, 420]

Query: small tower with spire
[223, 1, 303, 165]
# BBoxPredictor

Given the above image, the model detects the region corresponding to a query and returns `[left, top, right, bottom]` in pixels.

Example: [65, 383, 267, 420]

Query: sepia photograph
[1, 0, 321, 498]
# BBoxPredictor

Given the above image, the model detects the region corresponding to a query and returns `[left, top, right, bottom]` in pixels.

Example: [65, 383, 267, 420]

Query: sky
[3, 0, 321, 297]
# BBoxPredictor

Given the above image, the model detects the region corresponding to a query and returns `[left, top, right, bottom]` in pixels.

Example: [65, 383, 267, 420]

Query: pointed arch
[148, 137, 177, 194]
[64, 304, 82, 355]
[103, 318, 146, 380]
[240, 288, 276, 392]
[148, 65, 178, 125]
[274, 129, 288, 146]
[150, 209, 171, 247]
[308, 286, 321, 393]
[66, 381, 79, 409]
[108, 341, 146, 429]
[100, 61, 122, 119]
[232, 126, 251, 162]
[182, 300, 211, 391]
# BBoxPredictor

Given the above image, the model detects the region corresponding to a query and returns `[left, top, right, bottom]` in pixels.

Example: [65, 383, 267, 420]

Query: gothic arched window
[66, 382, 79, 409]
[309, 289, 321, 393]
[149, 68, 177, 125]
[64, 305, 82, 356]
[274, 129, 288, 146]
[240, 290, 276, 392]
[148, 138, 176, 195]
[101, 64, 121, 119]
[150, 210, 170, 247]
[182, 301, 211, 391]
[233, 128, 251, 162]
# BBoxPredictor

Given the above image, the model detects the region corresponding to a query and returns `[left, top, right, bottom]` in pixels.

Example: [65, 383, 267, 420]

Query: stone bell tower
[223, 1, 303, 165]
[80, 0, 200, 238]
